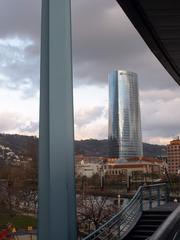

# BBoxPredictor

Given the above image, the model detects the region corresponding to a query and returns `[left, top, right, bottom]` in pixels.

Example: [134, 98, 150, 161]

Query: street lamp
[81, 160, 85, 201]
[100, 163, 105, 191]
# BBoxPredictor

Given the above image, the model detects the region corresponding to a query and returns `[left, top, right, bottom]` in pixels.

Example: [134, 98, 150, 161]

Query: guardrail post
[157, 186, 160, 207]
[149, 188, 152, 209]
[165, 184, 169, 203]
[140, 187, 143, 212]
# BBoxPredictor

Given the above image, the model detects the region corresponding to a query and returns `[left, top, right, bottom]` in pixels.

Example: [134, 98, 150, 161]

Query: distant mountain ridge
[0, 134, 167, 159]
[0, 133, 38, 161]
[75, 139, 167, 157]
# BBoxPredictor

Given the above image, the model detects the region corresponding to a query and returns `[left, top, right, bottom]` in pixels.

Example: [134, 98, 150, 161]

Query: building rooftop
[169, 137, 180, 145]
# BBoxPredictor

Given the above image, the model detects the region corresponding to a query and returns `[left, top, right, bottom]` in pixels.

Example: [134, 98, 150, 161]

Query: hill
[0, 133, 38, 161]
[0, 134, 167, 160]
[75, 139, 167, 157]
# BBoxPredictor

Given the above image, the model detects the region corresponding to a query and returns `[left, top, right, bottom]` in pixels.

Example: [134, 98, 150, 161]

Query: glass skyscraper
[108, 70, 143, 161]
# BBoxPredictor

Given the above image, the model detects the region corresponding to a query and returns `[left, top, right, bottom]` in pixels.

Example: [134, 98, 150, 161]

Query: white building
[76, 160, 101, 178]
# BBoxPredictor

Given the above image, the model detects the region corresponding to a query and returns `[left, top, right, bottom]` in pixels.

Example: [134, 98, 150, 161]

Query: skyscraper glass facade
[108, 70, 143, 161]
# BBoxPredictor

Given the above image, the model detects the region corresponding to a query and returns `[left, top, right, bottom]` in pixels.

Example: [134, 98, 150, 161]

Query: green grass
[0, 215, 37, 230]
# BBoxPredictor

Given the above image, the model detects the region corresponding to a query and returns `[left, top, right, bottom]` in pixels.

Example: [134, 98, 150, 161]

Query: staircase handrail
[148, 205, 180, 240]
[82, 183, 168, 240]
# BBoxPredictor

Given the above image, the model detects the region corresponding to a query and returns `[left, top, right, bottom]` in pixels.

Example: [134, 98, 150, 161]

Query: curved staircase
[83, 183, 180, 240]
[123, 210, 171, 240]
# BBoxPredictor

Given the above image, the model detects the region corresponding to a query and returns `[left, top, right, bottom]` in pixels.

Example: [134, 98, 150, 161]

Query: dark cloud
[0, 39, 40, 97]
[0, 110, 38, 135]
[0, 0, 177, 96]
[25, 43, 40, 57]
[0, 0, 179, 142]
[74, 106, 107, 140]
[71, 0, 180, 142]
[0, 112, 21, 132]
[0, 0, 41, 97]
[0, 0, 41, 40]
[141, 89, 180, 140]
[72, 0, 177, 90]
[20, 121, 39, 134]
[75, 106, 105, 127]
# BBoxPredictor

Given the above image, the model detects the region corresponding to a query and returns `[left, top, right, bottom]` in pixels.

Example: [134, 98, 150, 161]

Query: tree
[0, 163, 38, 216]
[0, 165, 24, 215]
[77, 194, 118, 237]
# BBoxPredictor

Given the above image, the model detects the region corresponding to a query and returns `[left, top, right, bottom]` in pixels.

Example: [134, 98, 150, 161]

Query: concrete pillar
[38, 0, 77, 239]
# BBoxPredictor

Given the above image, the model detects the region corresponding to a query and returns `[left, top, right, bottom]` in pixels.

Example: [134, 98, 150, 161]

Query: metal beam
[38, 0, 77, 239]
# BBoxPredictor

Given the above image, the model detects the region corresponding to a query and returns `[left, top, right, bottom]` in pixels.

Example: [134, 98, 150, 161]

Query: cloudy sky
[0, 0, 179, 144]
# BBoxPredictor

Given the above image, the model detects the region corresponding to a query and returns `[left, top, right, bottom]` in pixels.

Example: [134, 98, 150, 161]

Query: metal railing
[9, 230, 37, 239]
[83, 183, 169, 240]
[148, 205, 180, 240]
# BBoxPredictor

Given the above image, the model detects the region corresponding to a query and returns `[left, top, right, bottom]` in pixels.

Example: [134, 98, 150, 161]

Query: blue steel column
[38, 0, 77, 239]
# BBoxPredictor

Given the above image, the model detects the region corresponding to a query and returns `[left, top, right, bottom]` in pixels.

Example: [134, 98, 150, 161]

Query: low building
[75, 155, 118, 178]
[128, 156, 164, 174]
[75, 154, 105, 164]
[104, 156, 163, 182]
[75, 155, 164, 182]
[75, 160, 101, 178]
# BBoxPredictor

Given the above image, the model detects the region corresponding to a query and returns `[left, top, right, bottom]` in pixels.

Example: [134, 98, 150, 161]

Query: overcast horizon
[0, 0, 179, 145]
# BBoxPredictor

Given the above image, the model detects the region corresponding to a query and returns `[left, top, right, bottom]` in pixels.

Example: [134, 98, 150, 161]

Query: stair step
[143, 208, 172, 213]
[128, 234, 149, 239]
[133, 229, 154, 235]
[139, 219, 163, 224]
[135, 224, 159, 230]
[141, 214, 168, 220]
[143, 212, 170, 215]
[143, 213, 171, 216]
[123, 210, 172, 240]
[143, 210, 171, 214]
[141, 215, 165, 218]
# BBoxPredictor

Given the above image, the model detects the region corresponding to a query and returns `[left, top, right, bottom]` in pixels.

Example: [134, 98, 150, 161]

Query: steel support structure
[38, 0, 77, 239]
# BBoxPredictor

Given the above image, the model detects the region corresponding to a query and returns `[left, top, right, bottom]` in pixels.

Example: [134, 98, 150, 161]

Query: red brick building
[167, 138, 180, 174]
